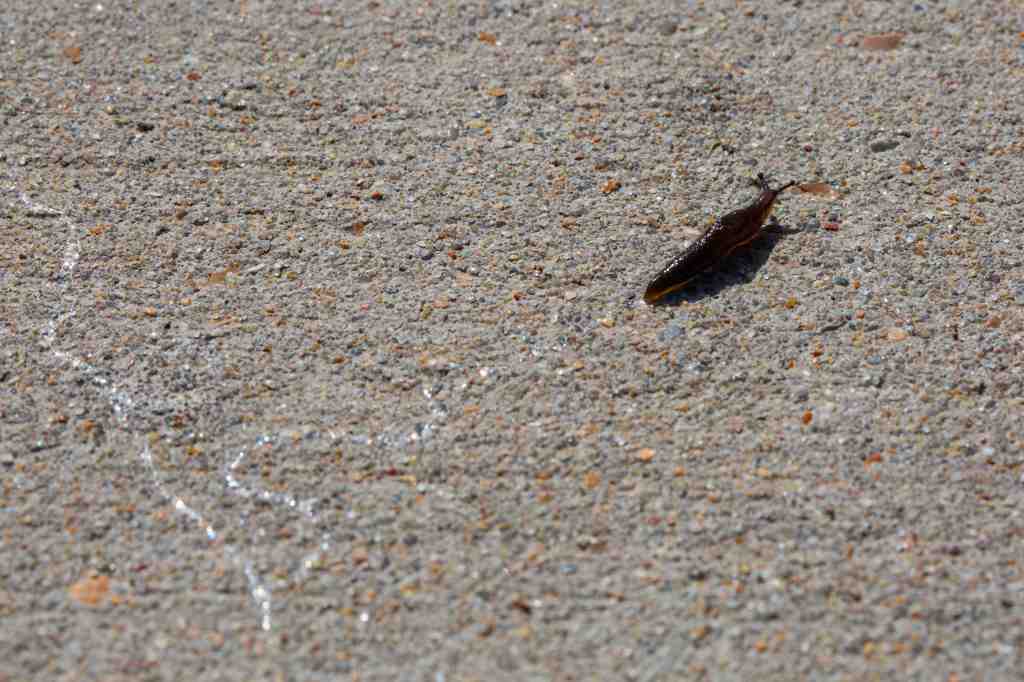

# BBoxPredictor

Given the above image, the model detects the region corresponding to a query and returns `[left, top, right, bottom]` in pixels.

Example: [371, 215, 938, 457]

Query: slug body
[643, 175, 796, 304]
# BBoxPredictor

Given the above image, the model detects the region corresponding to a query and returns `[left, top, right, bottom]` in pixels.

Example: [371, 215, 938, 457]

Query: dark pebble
[657, 21, 678, 36]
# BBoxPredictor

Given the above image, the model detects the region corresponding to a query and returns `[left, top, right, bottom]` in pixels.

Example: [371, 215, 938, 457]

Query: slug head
[753, 173, 797, 224]
[755, 172, 797, 196]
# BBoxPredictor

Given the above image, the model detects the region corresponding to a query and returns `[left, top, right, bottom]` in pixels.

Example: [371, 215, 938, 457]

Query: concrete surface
[2, 1, 1024, 679]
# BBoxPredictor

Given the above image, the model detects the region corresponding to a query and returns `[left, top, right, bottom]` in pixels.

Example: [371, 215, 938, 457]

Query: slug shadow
[648, 223, 800, 306]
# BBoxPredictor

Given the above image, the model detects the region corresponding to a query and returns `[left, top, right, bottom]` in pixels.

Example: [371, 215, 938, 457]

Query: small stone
[657, 21, 678, 36]
[886, 327, 908, 342]
[862, 374, 883, 388]
[870, 139, 899, 153]
[222, 90, 249, 111]
[832, 276, 849, 286]
[861, 33, 904, 51]
[636, 448, 655, 462]
[659, 324, 684, 341]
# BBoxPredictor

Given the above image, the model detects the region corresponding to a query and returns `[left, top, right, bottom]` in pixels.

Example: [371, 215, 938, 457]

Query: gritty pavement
[2, 1, 1024, 680]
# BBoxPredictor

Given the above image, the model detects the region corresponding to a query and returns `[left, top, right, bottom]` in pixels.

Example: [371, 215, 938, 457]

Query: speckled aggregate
[2, 1, 1024, 680]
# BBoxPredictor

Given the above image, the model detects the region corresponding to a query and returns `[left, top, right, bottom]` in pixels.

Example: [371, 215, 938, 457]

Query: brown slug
[643, 173, 797, 304]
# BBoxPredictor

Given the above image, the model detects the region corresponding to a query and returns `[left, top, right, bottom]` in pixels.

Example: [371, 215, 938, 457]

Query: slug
[643, 173, 797, 304]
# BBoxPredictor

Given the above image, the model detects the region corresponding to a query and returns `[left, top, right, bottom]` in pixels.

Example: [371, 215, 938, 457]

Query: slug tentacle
[643, 175, 799, 305]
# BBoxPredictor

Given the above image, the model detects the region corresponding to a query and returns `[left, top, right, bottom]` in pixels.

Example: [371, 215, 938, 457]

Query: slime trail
[4, 164, 338, 631]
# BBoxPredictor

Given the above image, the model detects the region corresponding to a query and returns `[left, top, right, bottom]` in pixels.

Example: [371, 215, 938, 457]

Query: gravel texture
[3, 1, 1024, 680]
